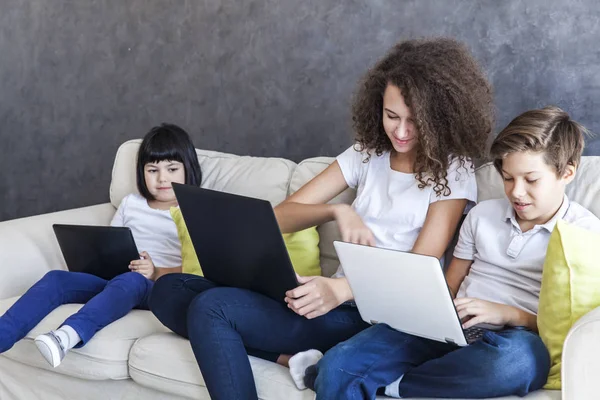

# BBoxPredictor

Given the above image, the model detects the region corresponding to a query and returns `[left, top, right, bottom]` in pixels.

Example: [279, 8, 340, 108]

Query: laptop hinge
[369, 320, 379, 325]
[445, 337, 456, 344]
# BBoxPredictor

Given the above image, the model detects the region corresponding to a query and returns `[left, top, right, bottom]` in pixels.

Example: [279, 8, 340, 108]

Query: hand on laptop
[285, 276, 353, 319]
[129, 251, 155, 280]
[334, 205, 376, 246]
[454, 297, 518, 329]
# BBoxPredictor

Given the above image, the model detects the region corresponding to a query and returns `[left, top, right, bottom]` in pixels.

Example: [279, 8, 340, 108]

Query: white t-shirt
[110, 193, 181, 268]
[334, 145, 477, 276]
[454, 195, 600, 315]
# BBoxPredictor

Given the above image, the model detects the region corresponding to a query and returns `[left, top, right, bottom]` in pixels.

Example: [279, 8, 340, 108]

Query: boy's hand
[129, 251, 155, 280]
[285, 276, 352, 319]
[454, 298, 517, 329]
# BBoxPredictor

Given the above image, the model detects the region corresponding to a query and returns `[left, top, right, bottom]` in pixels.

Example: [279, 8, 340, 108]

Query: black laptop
[53, 224, 140, 280]
[172, 183, 299, 302]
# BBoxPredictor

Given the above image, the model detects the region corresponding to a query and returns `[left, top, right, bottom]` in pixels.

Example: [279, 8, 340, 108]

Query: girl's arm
[274, 161, 350, 233]
[411, 199, 468, 259]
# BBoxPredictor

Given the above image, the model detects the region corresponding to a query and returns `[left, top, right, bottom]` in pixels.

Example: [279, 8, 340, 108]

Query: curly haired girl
[149, 37, 494, 400]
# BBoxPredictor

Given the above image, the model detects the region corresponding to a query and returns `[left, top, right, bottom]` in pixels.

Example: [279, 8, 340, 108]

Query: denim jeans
[311, 323, 551, 399]
[0, 270, 153, 353]
[149, 274, 370, 400]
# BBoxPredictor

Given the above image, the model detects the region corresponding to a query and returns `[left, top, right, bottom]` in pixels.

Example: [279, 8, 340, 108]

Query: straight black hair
[136, 123, 202, 200]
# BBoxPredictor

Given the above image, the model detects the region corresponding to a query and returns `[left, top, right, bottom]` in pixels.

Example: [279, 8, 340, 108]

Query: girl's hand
[129, 251, 155, 280]
[454, 298, 517, 329]
[334, 204, 376, 246]
[285, 276, 352, 319]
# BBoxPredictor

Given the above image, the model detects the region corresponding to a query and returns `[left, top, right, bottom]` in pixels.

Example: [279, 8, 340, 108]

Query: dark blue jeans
[0, 270, 153, 353]
[149, 273, 370, 400]
[312, 323, 551, 399]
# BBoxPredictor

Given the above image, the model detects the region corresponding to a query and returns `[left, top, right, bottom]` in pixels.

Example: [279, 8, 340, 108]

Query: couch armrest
[0, 204, 115, 300]
[562, 305, 600, 400]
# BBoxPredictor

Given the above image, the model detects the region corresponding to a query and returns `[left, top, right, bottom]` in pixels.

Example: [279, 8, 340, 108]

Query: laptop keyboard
[464, 327, 485, 344]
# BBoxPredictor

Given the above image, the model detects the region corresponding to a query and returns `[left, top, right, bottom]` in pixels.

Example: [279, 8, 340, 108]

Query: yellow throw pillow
[170, 207, 203, 276]
[538, 219, 600, 389]
[170, 207, 321, 277]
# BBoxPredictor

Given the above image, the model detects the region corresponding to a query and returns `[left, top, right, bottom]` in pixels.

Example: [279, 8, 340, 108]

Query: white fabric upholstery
[0, 203, 116, 300]
[0, 356, 187, 400]
[129, 332, 311, 400]
[0, 297, 168, 381]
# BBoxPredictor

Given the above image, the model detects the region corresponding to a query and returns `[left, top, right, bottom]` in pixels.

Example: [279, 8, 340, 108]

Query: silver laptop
[334, 241, 484, 347]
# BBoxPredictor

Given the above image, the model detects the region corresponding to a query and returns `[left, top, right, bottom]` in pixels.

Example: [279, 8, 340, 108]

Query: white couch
[2, 139, 600, 400]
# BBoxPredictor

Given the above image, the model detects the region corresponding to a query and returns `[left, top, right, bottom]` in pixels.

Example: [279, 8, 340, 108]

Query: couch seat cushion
[129, 332, 315, 400]
[129, 332, 559, 400]
[0, 296, 168, 380]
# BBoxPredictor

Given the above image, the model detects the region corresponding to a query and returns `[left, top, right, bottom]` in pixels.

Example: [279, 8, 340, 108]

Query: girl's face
[144, 160, 186, 204]
[382, 84, 418, 155]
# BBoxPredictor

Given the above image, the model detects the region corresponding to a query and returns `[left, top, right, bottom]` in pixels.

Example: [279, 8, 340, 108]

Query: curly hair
[352, 38, 494, 196]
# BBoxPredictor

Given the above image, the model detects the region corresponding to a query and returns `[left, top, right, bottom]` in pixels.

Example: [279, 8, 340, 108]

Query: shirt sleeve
[336, 145, 368, 189]
[430, 158, 478, 212]
[453, 208, 477, 260]
[110, 195, 128, 227]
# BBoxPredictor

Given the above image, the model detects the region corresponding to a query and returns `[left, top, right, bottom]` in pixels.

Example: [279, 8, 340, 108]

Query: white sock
[384, 374, 404, 398]
[288, 349, 323, 390]
[55, 325, 81, 351]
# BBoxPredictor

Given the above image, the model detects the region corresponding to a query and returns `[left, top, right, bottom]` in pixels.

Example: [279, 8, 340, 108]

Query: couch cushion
[288, 157, 356, 277]
[129, 333, 559, 400]
[0, 296, 168, 380]
[129, 332, 315, 400]
[110, 139, 297, 208]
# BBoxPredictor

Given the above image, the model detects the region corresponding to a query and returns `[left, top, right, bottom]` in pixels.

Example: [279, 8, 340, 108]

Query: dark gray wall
[2, 0, 600, 221]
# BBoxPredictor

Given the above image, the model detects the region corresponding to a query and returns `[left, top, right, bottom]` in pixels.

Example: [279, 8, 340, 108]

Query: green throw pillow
[538, 219, 600, 389]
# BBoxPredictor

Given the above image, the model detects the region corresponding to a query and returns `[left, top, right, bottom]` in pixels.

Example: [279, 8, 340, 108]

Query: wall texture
[2, 0, 600, 221]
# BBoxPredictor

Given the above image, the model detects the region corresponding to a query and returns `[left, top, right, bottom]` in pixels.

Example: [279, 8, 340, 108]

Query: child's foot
[288, 349, 323, 390]
[35, 331, 68, 367]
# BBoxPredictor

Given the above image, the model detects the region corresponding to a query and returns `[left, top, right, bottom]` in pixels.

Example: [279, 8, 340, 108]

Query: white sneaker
[35, 331, 67, 368]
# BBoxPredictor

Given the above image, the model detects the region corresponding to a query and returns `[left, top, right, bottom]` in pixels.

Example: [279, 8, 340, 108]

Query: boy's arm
[445, 257, 473, 298]
[507, 306, 538, 332]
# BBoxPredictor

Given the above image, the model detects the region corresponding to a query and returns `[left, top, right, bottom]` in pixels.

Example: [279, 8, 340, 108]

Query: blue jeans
[312, 323, 551, 399]
[149, 274, 370, 400]
[0, 270, 153, 353]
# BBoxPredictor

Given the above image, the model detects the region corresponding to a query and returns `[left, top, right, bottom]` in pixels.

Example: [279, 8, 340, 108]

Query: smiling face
[382, 84, 418, 156]
[143, 160, 186, 206]
[500, 151, 575, 228]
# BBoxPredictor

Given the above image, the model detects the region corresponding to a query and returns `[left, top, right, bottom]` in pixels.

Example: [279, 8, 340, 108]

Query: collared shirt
[454, 195, 600, 315]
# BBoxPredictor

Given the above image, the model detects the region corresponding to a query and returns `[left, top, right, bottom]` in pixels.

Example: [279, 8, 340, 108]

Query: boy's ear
[562, 163, 577, 184]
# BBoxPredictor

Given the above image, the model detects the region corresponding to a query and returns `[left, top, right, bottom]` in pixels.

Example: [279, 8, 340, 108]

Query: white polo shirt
[454, 195, 600, 315]
[334, 145, 477, 277]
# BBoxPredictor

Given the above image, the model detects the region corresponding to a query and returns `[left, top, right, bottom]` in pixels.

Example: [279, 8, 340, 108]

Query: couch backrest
[109, 141, 600, 277]
[109, 140, 296, 207]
